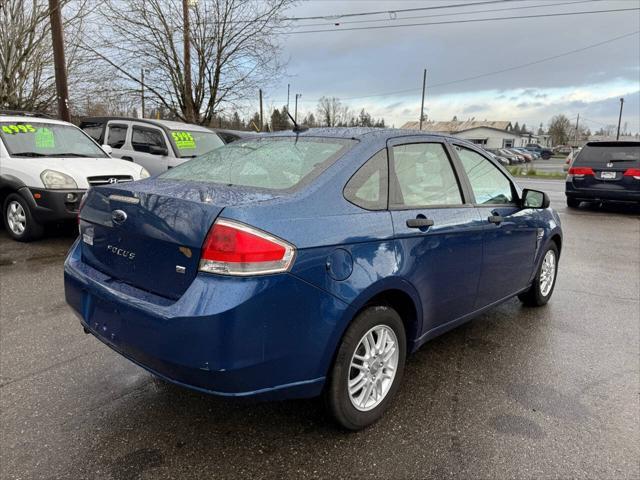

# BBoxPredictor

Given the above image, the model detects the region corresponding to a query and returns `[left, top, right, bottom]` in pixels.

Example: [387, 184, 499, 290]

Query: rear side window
[575, 143, 640, 167]
[132, 126, 166, 153]
[344, 149, 388, 210]
[160, 137, 354, 192]
[456, 146, 514, 205]
[107, 124, 128, 149]
[391, 143, 463, 208]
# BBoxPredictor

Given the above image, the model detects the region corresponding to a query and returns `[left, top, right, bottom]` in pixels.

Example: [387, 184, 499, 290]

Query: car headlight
[40, 170, 78, 189]
[139, 167, 150, 179]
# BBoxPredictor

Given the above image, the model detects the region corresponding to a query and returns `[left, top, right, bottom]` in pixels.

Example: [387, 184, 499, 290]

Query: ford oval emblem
[111, 209, 127, 224]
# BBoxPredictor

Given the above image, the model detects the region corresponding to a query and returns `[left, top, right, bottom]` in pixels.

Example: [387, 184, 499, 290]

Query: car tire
[3, 193, 44, 242]
[518, 243, 559, 307]
[542, 153, 551, 160]
[566, 198, 580, 208]
[325, 305, 406, 430]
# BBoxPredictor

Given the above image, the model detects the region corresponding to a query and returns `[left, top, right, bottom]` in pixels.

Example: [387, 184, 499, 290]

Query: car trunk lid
[79, 180, 282, 299]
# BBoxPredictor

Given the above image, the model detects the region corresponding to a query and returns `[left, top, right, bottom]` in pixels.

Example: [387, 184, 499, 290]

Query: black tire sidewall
[326, 306, 406, 430]
[532, 243, 559, 305]
[3, 194, 42, 241]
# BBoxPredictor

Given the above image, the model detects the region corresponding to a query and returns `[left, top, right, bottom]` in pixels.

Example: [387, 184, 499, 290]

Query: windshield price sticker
[1, 124, 37, 134]
[172, 131, 196, 150]
[35, 128, 55, 149]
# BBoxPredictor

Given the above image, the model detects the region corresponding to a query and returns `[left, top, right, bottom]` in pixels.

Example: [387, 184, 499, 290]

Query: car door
[388, 137, 484, 334]
[104, 122, 130, 160]
[130, 123, 169, 175]
[451, 143, 537, 308]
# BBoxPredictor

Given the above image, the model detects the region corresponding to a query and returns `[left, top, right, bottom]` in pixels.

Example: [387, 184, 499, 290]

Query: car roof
[0, 115, 75, 127]
[264, 127, 455, 142]
[80, 116, 212, 132]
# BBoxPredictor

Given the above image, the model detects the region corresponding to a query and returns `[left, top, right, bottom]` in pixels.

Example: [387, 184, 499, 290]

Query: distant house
[401, 120, 551, 148]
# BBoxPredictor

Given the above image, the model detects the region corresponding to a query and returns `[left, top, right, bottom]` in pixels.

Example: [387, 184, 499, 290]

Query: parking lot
[0, 179, 638, 479]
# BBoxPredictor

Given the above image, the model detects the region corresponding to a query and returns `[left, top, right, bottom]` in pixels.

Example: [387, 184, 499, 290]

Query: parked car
[504, 148, 528, 163]
[210, 128, 260, 144]
[525, 143, 553, 160]
[79, 117, 224, 175]
[484, 148, 511, 166]
[0, 114, 148, 241]
[566, 141, 640, 207]
[511, 147, 534, 162]
[65, 128, 562, 430]
[554, 145, 572, 155]
[497, 148, 524, 164]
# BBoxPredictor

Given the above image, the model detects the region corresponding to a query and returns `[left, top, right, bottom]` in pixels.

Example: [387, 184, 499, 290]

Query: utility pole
[259, 89, 263, 131]
[287, 84, 290, 111]
[141, 68, 145, 118]
[48, 0, 70, 121]
[182, 0, 194, 123]
[419, 69, 426, 130]
[616, 97, 624, 140]
[294, 94, 301, 123]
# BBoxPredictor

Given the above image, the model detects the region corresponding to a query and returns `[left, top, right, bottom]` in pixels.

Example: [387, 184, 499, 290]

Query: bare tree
[0, 0, 89, 113]
[86, 0, 293, 125]
[317, 96, 350, 127]
[547, 114, 572, 145]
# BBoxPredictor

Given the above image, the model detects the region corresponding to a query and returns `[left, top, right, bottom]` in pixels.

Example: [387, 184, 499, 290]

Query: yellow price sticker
[1, 124, 37, 134]
[172, 131, 196, 150]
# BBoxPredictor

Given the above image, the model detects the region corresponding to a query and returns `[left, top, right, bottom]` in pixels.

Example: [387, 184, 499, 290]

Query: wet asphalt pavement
[1, 179, 638, 480]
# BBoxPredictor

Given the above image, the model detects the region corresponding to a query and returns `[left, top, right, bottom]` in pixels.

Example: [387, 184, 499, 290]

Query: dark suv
[566, 141, 640, 208]
[525, 144, 553, 160]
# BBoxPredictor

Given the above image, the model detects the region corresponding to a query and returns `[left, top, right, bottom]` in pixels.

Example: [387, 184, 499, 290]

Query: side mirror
[149, 145, 168, 156]
[521, 188, 550, 209]
[101, 144, 113, 156]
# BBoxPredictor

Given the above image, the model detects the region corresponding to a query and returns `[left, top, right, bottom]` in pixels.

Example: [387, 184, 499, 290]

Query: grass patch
[507, 166, 566, 179]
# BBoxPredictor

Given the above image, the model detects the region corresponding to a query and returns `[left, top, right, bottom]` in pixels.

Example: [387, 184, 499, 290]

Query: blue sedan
[64, 128, 562, 430]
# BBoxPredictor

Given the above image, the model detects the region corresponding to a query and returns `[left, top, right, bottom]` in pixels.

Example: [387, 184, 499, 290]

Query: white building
[401, 120, 551, 148]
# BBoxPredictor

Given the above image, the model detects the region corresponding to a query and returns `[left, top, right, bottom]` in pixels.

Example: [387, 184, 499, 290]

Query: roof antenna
[285, 108, 308, 133]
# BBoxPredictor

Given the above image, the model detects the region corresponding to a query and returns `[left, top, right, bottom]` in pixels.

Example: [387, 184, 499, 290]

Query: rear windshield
[159, 137, 355, 191]
[169, 129, 224, 158]
[575, 143, 640, 167]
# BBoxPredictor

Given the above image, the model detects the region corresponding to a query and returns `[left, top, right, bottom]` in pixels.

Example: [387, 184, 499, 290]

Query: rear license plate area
[600, 171, 617, 180]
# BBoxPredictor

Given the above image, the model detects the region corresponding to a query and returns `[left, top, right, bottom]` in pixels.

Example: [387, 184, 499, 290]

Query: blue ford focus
[64, 128, 562, 429]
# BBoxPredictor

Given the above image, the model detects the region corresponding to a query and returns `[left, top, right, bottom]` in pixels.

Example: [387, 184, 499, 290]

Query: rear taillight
[623, 168, 640, 180]
[568, 167, 594, 177]
[199, 219, 296, 276]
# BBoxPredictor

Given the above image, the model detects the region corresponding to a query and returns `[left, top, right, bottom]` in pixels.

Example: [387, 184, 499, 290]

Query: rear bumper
[565, 183, 640, 203]
[19, 186, 85, 223]
[64, 240, 351, 400]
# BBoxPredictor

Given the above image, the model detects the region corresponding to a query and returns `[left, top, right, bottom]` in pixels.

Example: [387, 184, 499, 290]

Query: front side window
[160, 137, 354, 191]
[132, 126, 166, 154]
[455, 146, 514, 205]
[107, 124, 128, 149]
[344, 149, 388, 210]
[391, 143, 463, 208]
[0, 121, 107, 158]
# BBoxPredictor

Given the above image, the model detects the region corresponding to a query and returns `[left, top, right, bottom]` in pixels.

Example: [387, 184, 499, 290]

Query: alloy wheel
[348, 325, 399, 412]
[540, 249, 556, 297]
[6, 201, 26, 236]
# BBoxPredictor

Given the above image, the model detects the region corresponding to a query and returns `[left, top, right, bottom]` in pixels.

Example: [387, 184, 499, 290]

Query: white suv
[0, 114, 149, 241]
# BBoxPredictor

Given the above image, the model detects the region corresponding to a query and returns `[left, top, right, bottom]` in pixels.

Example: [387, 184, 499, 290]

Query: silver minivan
[80, 117, 224, 175]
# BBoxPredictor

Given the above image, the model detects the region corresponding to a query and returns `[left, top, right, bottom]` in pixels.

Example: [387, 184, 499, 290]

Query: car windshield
[169, 129, 225, 158]
[160, 137, 355, 191]
[575, 143, 640, 167]
[0, 121, 107, 158]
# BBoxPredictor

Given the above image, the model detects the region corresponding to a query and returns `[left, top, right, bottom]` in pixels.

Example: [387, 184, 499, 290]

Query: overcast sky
[263, 0, 640, 132]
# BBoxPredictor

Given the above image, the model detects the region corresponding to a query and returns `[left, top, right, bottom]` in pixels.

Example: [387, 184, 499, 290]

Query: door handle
[121, 156, 133, 162]
[488, 215, 504, 225]
[406, 217, 434, 228]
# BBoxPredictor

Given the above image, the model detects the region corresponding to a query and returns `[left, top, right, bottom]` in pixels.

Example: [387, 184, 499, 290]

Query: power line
[283, 0, 517, 21]
[291, 0, 605, 28]
[285, 7, 640, 35]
